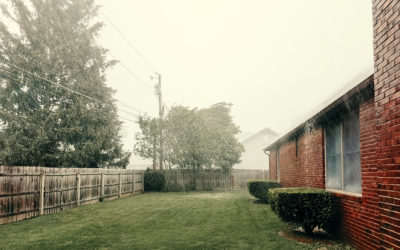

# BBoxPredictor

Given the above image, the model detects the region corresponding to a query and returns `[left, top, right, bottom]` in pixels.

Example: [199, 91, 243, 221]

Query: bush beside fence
[0, 166, 144, 224]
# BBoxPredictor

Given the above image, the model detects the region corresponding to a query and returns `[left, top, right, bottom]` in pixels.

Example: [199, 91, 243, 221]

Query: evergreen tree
[0, 0, 130, 168]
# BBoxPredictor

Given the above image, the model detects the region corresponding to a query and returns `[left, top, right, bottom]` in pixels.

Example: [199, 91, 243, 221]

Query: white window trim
[325, 188, 362, 197]
[324, 116, 362, 197]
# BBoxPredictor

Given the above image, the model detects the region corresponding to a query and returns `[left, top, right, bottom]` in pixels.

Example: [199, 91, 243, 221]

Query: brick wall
[277, 140, 298, 187]
[297, 128, 325, 188]
[268, 99, 382, 248]
[272, 128, 325, 188]
[373, 0, 400, 248]
[269, 149, 277, 180]
[268, 131, 321, 187]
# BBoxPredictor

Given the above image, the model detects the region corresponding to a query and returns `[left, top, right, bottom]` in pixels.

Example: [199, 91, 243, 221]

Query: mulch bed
[278, 227, 336, 245]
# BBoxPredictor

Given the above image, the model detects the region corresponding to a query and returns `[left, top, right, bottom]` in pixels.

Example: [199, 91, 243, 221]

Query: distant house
[234, 127, 278, 170]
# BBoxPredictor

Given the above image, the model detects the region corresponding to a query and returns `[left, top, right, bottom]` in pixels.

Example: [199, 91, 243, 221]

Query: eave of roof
[263, 68, 374, 151]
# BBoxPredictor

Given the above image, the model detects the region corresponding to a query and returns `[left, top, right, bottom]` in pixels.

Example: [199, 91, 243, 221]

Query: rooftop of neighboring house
[241, 126, 279, 144]
[264, 68, 375, 151]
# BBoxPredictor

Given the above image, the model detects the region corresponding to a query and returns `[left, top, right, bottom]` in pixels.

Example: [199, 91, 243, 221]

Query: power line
[118, 108, 140, 117]
[81, 2, 156, 109]
[108, 52, 155, 95]
[0, 66, 145, 118]
[0, 72, 139, 123]
[117, 115, 136, 123]
[98, 6, 168, 111]
[0, 61, 147, 121]
[115, 104, 142, 115]
[116, 100, 143, 113]
[102, 11, 158, 73]
[0, 59, 101, 103]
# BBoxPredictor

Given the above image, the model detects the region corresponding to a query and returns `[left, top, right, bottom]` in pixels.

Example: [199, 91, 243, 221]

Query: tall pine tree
[0, 0, 130, 168]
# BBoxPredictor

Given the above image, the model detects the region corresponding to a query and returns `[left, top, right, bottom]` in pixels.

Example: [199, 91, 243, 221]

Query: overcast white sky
[96, 0, 374, 167]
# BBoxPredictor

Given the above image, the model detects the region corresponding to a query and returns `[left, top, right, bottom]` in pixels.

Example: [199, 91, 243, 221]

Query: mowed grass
[0, 191, 346, 249]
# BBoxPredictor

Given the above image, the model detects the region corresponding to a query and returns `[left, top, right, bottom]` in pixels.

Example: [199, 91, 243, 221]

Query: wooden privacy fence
[163, 169, 268, 191]
[0, 166, 144, 225]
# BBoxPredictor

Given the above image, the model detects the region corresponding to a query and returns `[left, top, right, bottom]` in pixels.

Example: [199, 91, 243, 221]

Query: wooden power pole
[152, 72, 163, 170]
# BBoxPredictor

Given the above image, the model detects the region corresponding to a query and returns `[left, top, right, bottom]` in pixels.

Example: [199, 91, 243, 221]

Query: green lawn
[0, 191, 348, 249]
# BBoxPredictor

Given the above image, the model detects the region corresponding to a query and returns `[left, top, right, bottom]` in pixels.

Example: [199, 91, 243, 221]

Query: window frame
[324, 112, 362, 197]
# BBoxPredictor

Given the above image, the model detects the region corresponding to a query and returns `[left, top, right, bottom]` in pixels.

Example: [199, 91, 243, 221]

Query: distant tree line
[0, 0, 130, 168]
[134, 103, 244, 172]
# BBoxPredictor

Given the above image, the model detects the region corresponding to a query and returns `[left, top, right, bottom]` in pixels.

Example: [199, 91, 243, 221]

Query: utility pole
[152, 72, 163, 170]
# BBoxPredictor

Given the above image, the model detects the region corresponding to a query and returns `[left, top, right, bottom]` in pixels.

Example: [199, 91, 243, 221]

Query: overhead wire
[116, 99, 144, 113]
[107, 52, 155, 96]
[0, 59, 101, 103]
[0, 62, 142, 122]
[84, 1, 156, 117]
[0, 66, 144, 120]
[100, 9, 167, 108]
[102, 11, 158, 73]
[117, 116, 137, 123]
[0, 73, 139, 124]
[83, 1, 153, 111]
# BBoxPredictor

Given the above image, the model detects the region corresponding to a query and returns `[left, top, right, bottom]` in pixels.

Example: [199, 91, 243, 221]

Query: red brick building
[265, 1, 400, 249]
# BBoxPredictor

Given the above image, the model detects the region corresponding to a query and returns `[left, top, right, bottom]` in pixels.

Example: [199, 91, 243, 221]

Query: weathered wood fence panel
[0, 166, 144, 225]
[162, 169, 268, 191]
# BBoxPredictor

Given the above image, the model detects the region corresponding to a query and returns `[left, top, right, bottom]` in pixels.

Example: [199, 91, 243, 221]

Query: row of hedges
[247, 180, 281, 203]
[248, 180, 335, 235]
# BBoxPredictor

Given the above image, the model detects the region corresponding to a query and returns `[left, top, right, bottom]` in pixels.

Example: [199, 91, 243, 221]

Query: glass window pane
[326, 124, 341, 157]
[343, 113, 360, 154]
[343, 113, 361, 193]
[326, 123, 342, 190]
[327, 155, 342, 189]
[343, 152, 361, 193]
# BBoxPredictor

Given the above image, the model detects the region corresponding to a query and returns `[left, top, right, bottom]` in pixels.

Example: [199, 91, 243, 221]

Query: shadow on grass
[279, 227, 335, 244]
[250, 199, 268, 204]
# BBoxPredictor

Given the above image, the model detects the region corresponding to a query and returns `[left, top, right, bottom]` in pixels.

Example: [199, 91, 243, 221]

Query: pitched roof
[263, 67, 375, 151]
[241, 126, 278, 144]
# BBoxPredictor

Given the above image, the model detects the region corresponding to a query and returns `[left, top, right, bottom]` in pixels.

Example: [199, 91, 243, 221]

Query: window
[325, 112, 361, 194]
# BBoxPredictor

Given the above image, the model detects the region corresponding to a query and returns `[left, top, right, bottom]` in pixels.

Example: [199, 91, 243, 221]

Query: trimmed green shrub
[247, 180, 281, 203]
[144, 169, 165, 192]
[268, 187, 335, 234]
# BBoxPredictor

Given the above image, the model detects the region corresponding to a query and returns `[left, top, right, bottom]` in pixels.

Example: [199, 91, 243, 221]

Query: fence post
[118, 173, 122, 198]
[76, 173, 80, 206]
[39, 171, 45, 215]
[231, 175, 234, 191]
[100, 173, 104, 201]
[141, 173, 144, 193]
[132, 171, 135, 195]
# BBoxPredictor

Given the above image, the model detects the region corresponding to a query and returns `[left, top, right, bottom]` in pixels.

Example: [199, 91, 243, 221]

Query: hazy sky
[96, 0, 374, 166]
